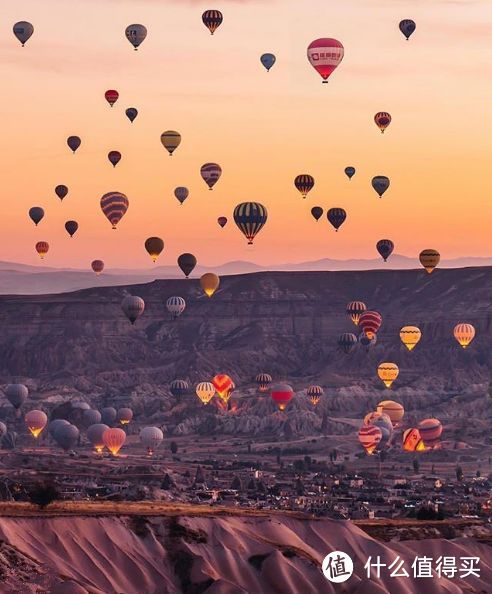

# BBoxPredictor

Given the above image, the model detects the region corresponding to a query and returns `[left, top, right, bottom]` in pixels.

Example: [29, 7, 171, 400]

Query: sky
[2, 0, 492, 269]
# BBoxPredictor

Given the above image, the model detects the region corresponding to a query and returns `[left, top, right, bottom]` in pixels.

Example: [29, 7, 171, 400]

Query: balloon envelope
[399, 19, 416, 40]
[103, 427, 126, 456]
[294, 174, 314, 198]
[125, 107, 138, 123]
[105, 89, 119, 107]
[454, 323, 475, 349]
[260, 53, 276, 71]
[35, 241, 49, 259]
[161, 131, 181, 156]
[307, 38, 344, 82]
[419, 249, 440, 273]
[125, 24, 147, 49]
[200, 163, 222, 189]
[344, 166, 356, 179]
[67, 136, 81, 153]
[202, 10, 223, 34]
[177, 253, 197, 277]
[144, 237, 164, 262]
[100, 191, 129, 229]
[372, 176, 390, 198]
[311, 207, 323, 221]
[270, 383, 294, 411]
[121, 295, 145, 324]
[167, 297, 186, 319]
[233, 202, 268, 245]
[65, 220, 78, 237]
[200, 273, 220, 297]
[55, 185, 68, 200]
[174, 187, 189, 205]
[13, 21, 34, 46]
[91, 260, 104, 275]
[327, 208, 346, 231]
[108, 151, 121, 167]
[376, 239, 394, 262]
[29, 207, 44, 226]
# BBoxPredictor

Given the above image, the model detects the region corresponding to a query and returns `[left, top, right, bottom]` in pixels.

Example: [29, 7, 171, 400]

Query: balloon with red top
[270, 383, 294, 411]
[307, 38, 344, 83]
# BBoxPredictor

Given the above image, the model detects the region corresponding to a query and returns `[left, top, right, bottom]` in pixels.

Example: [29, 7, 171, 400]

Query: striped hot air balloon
[166, 296, 186, 319]
[161, 131, 181, 156]
[346, 301, 367, 326]
[100, 191, 129, 229]
[174, 187, 189, 205]
[35, 241, 49, 259]
[419, 249, 440, 273]
[374, 112, 392, 133]
[377, 400, 405, 427]
[402, 428, 425, 452]
[170, 379, 189, 397]
[400, 326, 422, 351]
[200, 163, 222, 189]
[121, 295, 145, 324]
[454, 323, 475, 349]
[418, 418, 443, 449]
[233, 202, 268, 245]
[202, 10, 223, 35]
[307, 385, 323, 406]
[294, 174, 315, 198]
[212, 374, 235, 403]
[196, 382, 215, 404]
[327, 208, 347, 231]
[359, 310, 382, 339]
[338, 333, 358, 354]
[255, 373, 272, 393]
[358, 424, 382, 455]
[376, 239, 394, 262]
[377, 362, 399, 389]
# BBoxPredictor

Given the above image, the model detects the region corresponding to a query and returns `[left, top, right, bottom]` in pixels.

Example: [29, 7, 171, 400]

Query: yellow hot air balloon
[419, 249, 440, 274]
[454, 323, 475, 349]
[400, 326, 422, 351]
[160, 131, 181, 156]
[377, 400, 405, 427]
[196, 382, 216, 404]
[377, 362, 399, 388]
[200, 273, 220, 298]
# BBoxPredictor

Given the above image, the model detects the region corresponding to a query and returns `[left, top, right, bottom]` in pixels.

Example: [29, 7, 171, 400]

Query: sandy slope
[0, 514, 490, 594]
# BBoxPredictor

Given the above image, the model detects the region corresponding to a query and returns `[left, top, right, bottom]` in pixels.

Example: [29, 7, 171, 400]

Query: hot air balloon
[419, 249, 440, 274]
[255, 373, 272, 393]
[1, 431, 18, 450]
[307, 385, 323, 406]
[29, 207, 44, 226]
[400, 326, 422, 351]
[346, 301, 367, 326]
[402, 428, 425, 452]
[358, 424, 382, 455]
[126, 107, 138, 123]
[359, 332, 377, 347]
[377, 400, 405, 427]
[311, 207, 323, 221]
[271, 383, 294, 412]
[233, 202, 268, 245]
[103, 427, 126, 456]
[170, 379, 189, 397]
[359, 310, 382, 339]
[418, 418, 442, 449]
[196, 382, 215, 404]
[91, 260, 104, 275]
[200, 273, 220, 297]
[36, 241, 49, 259]
[125, 24, 147, 50]
[344, 166, 356, 180]
[217, 216, 228, 228]
[48, 419, 69, 439]
[307, 38, 344, 83]
[100, 191, 129, 229]
[372, 176, 390, 198]
[327, 208, 347, 231]
[454, 323, 475, 349]
[108, 151, 121, 167]
[0, 423, 7, 438]
[82, 409, 102, 429]
[166, 296, 186, 319]
[161, 131, 181, 156]
[140, 427, 163, 455]
[144, 237, 164, 262]
[87, 423, 109, 453]
[174, 187, 189, 205]
[105, 90, 119, 107]
[53, 424, 79, 451]
[368, 413, 393, 448]
[399, 19, 416, 40]
[260, 53, 276, 72]
[364, 410, 391, 428]
[200, 163, 222, 190]
[13, 21, 34, 46]
[117, 407, 133, 425]
[178, 253, 197, 278]
[338, 333, 358, 354]
[374, 112, 392, 133]
[121, 295, 145, 324]
[67, 136, 81, 153]
[65, 220, 78, 238]
[55, 185, 68, 201]
[202, 10, 223, 34]
[212, 374, 234, 403]
[101, 407, 117, 426]
[294, 175, 315, 198]
[25, 410, 47, 438]
[376, 239, 394, 262]
[377, 362, 399, 389]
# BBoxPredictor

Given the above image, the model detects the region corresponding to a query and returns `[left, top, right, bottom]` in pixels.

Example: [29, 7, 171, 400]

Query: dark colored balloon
[327, 208, 347, 231]
[202, 10, 223, 35]
[233, 202, 268, 245]
[145, 236, 164, 262]
[376, 239, 394, 262]
[260, 53, 276, 72]
[311, 206, 323, 221]
[399, 19, 416, 40]
[178, 253, 197, 278]
[126, 107, 138, 123]
[217, 216, 228, 228]
[108, 150, 121, 167]
[67, 136, 81, 153]
[55, 185, 68, 200]
[65, 220, 79, 237]
[294, 174, 315, 198]
[338, 333, 358, 354]
[29, 207, 44, 226]
[344, 166, 356, 180]
[170, 379, 189, 397]
[101, 407, 117, 425]
[372, 176, 390, 198]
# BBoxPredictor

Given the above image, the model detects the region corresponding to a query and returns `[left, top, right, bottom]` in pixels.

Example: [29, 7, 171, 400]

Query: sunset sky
[2, 0, 492, 269]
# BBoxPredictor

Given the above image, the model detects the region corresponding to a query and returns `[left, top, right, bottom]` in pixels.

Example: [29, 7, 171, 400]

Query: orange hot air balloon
[35, 241, 49, 259]
[346, 301, 367, 326]
[200, 273, 220, 298]
[453, 323, 475, 349]
[419, 249, 440, 274]
[358, 424, 382, 455]
[212, 374, 234, 402]
[196, 382, 216, 405]
[102, 427, 126, 456]
[91, 260, 104, 275]
[270, 383, 294, 411]
[377, 362, 399, 388]
[307, 385, 323, 406]
[402, 428, 426, 452]
[418, 418, 443, 449]
[400, 326, 422, 351]
[25, 410, 48, 438]
[374, 112, 392, 133]
[376, 400, 405, 427]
